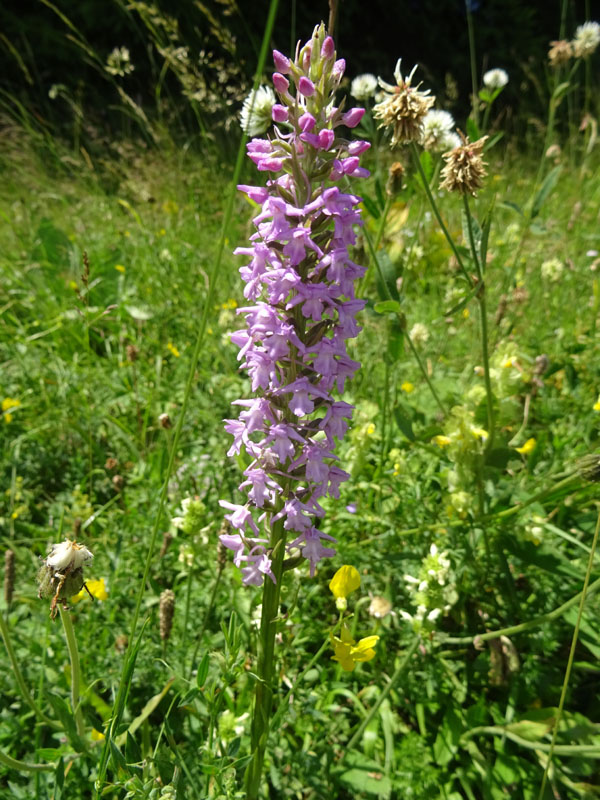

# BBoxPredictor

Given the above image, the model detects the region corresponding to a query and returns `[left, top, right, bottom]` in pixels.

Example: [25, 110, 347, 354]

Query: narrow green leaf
[374, 300, 402, 314]
[196, 652, 210, 688]
[531, 165, 561, 219]
[393, 402, 416, 441]
[361, 194, 381, 219]
[466, 117, 481, 141]
[419, 150, 434, 183]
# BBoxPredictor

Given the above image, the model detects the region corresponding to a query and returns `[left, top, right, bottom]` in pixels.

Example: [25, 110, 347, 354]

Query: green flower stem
[439, 572, 600, 646]
[93, 3, 280, 794]
[465, 0, 479, 127]
[59, 606, 86, 740]
[244, 515, 287, 799]
[463, 727, 600, 757]
[343, 637, 420, 755]
[0, 610, 59, 730]
[409, 143, 474, 290]
[188, 557, 225, 680]
[269, 630, 338, 734]
[405, 334, 447, 418]
[537, 504, 600, 800]
[0, 749, 54, 773]
[357, 193, 392, 298]
[462, 194, 495, 453]
[359, 207, 447, 417]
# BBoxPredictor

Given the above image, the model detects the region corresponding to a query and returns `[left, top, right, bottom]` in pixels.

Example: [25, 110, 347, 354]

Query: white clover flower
[350, 73, 378, 100]
[409, 322, 430, 347]
[483, 68, 509, 90]
[541, 257, 564, 282]
[106, 46, 134, 77]
[572, 21, 600, 58]
[47, 539, 93, 572]
[440, 131, 461, 152]
[421, 109, 455, 152]
[240, 85, 276, 136]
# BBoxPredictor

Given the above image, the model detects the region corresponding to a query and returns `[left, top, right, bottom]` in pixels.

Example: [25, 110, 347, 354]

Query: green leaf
[361, 193, 381, 219]
[531, 166, 562, 219]
[433, 706, 463, 766]
[504, 719, 553, 741]
[125, 732, 142, 765]
[374, 249, 400, 302]
[109, 739, 127, 775]
[335, 752, 392, 797]
[46, 693, 86, 752]
[499, 200, 524, 216]
[124, 305, 154, 321]
[387, 317, 405, 361]
[393, 402, 416, 441]
[485, 447, 514, 469]
[54, 757, 65, 800]
[419, 150, 434, 183]
[444, 284, 480, 316]
[374, 300, 402, 314]
[466, 117, 481, 142]
[196, 652, 210, 688]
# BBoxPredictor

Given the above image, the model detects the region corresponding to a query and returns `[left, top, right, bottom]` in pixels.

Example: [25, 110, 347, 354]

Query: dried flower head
[240, 85, 276, 137]
[350, 73, 378, 101]
[572, 21, 600, 58]
[373, 61, 435, 146]
[440, 134, 488, 196]
[159, 589, 176, 641]
[548, 40, 573, 67]
[38, 539, 94, 618]
[386, 161, 405, 196]
[482, 68, 508, 90]
[368, 595, 392, 619]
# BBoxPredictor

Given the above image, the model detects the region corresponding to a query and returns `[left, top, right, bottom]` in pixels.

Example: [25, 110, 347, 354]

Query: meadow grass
[1, 33, 600, 800]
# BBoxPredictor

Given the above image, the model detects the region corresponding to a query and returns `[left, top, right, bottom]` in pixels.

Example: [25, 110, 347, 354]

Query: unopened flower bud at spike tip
[273, 49, 291, 73]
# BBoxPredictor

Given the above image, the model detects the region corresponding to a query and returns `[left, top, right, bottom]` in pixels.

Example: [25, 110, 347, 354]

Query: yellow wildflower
[167, 342, 180, 358]
[470, 426, 488, 441]
[462, 308, 470, 319]
[515, 438, 536, 455]
[594, 396, 600, 412]
[401, 381, 414, 393]
[114, 264, 126, 273]
[162, 200, 179, 215]
[366, 423, 376, 435]
[72, 577, 108, 604]
[2, 398, 21, 412]
[330, 624, 379, 672]
[330, 565, 360, 611]
[330, 565, 361, 599]
[432, 435, 452, 447]
[91, 728, 106, 741]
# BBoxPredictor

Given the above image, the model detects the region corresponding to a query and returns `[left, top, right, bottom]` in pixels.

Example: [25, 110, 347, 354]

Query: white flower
[421, 109, 455, 151]
[483, 68, 509, 90]
[572, 21, 600, 58]
[47, 539, 93, 572]
[440, 131, 461, 152]
[350, 73, 378, 101]
[409, 322, 430, 347]
[541, 258, 564, 282]
[106, 46, 134, 77]
[240, 85, 276, 136]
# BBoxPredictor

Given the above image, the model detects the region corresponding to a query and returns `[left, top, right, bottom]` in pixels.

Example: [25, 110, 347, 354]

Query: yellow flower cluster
[328, 565, 379, 672]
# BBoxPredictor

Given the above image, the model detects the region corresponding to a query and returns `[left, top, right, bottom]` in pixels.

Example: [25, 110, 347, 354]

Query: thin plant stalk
[344, 637, 420, 753]
[244, 514, 287, 799]
[464, 0, 479, 127]
[442, 572, 600, 646]
[0, 610, 59, 730]
[188, 556, 225, 679]
[93, 3, 281, 792]
[59, 606, 86, 740]
[409, 143, 474, 289]
[0, 749, 53, 773]
[537, 504, 600, 800]
[462, 194, 495, 452]
[360, 219, 447, 417]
